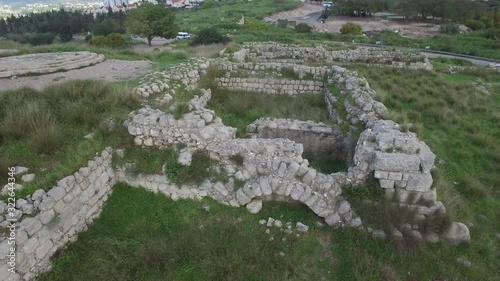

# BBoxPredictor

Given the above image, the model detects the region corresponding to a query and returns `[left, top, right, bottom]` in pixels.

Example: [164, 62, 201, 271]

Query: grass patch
[167, 150, 223, 186]
[352, 66, 500, 279]
[40, 182, 498, 281]
[0, 80, 140, 197]
[229, 153, 245, 166]
[303, 152, 348, 174]
[207, 89, 329, 137]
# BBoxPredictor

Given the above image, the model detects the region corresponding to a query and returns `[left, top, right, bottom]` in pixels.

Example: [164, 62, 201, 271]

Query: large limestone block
[405, 173, 433, 192]
[445, 222, 470, 245]
[373, 152, 420, 172]
[417, 141, 436, 173]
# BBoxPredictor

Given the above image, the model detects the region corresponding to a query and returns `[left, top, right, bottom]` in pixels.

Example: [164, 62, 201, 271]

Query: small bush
[92, 18, 125, 36]
[200, 0, 213, 9]
[27, 118, 63, 155]
[105, 33, 126, 48]
[84, 34, 92, 42]
[89, 33, 126, 48]
[340, 22, 362, 35]
[89, 35, 107, 47]
[229, 154, 244, 166]
[6, 33, 55, 45]
[440, 23, 460, 35]
[465, 20, 486, 31]
[295, 23, 312, 33]
[1, 101, 52, 139]
[190, 28, 230, 46]
[477, 28, 500, 40]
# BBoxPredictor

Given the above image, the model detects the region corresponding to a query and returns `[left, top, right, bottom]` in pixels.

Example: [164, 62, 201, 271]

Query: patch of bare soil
[0, 59, 151, 92]
[265, 3, 442, 38]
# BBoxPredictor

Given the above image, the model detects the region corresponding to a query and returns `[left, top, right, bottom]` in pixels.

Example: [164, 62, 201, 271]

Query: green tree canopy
[126, 3, 179, 46]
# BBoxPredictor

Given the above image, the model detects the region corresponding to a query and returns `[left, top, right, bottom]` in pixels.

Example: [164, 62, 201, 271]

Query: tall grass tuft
[27, 118, 63, 154]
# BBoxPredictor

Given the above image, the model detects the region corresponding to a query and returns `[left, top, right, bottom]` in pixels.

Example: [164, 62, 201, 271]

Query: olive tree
[126, 3, 178, 46]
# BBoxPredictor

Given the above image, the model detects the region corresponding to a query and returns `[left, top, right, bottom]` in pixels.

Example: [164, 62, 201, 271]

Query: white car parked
[176, 32, 190, 40]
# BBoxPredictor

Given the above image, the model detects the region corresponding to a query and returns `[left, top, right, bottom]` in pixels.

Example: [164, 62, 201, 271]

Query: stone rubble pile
[134, 59, 204, 98]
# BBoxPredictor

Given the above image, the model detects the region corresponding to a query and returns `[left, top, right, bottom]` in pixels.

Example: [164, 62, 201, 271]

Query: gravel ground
[0, 59, 151, 92]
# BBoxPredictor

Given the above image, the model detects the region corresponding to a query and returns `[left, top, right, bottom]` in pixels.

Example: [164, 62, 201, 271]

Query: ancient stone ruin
[0, 43, 470, 281]
[0, 52, 105, 78]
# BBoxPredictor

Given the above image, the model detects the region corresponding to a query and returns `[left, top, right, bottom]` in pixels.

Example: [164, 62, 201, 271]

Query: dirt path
[0, 59, 151, 92]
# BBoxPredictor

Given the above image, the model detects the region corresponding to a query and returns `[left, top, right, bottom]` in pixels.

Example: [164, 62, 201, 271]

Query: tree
[0, 19, 7, 36]
[126, 3, 178, 46]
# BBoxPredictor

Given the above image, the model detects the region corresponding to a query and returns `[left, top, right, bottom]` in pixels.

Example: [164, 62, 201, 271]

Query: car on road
[176, 32, 190, 40]
[322, 1, 333, 8]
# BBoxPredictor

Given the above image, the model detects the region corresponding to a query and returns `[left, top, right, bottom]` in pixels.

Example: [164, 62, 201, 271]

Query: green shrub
[191, 28, 230, 46]
[6, 33, 55, 45]
[1, 101, 52, 140]
[465, 20, 486, 31]
[106, 33, 126, 48]
[200, 0, 213, 9]
[92, 18, 125, 36]
[27, 117, 63, 155]
[89, 33, 126, 48]
[340, 22, 362, 35]
[440, 23, 460, 35]
[89, 35, 107, 47]
[59, 25, 72, 42]
[84, 34, 92, 42]
[478, 28, 500, 40]
[295, 23, 312, 33]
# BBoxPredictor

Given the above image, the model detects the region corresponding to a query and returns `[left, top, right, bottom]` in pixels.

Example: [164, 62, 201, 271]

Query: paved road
[422, 52, 496, 66]
[301, 11, 323, 23]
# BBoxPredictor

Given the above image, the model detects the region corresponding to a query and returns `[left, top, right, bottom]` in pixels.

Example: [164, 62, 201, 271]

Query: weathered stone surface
[373, 152, 420, 173]
[236, 189, 251, 205]
[445, 222, 470, 245]
[47, 186, 66, 202]
[405, 173, 433, 192]
[246, 199, 263, 214]
[296, 222, 309, 232]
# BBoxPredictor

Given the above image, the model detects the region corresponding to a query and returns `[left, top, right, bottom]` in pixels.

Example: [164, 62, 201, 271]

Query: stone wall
[216, 77, 324, 95]
[242, 42, 432, 70]
[218, 61, 329, 80]
[246, 118, 353, 163]
[127, 96, 362, 229]
[325, 66, 387, 126]
[328, 66, 468, 242]
[134, 60, 204, 98]
[0, 148, 115, 281]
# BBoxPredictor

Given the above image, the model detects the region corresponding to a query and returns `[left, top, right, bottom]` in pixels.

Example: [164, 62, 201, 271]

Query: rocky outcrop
[0, 52, 105, 78]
